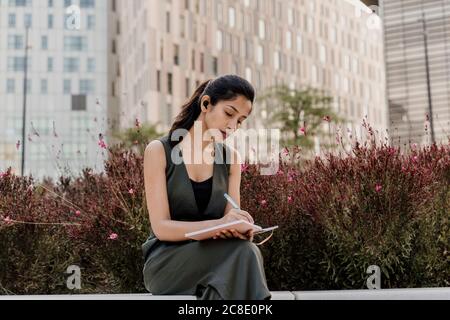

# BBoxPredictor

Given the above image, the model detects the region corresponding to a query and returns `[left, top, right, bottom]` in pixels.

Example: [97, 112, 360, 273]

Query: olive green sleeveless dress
[141, 134, 271, 300]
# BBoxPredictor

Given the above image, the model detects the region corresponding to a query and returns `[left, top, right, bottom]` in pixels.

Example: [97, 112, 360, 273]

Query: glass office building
[382, 0, 450, 145]
[0, 0, 110, 181]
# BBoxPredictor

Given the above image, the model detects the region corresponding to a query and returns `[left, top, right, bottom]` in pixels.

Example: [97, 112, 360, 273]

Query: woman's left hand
[213, 229, 254, 241]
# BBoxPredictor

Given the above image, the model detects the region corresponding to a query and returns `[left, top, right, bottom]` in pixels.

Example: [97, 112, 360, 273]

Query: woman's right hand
[221, 209, 254, 224]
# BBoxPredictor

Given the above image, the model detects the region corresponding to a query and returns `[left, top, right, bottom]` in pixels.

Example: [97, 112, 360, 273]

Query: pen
[224, 192, 240, 210]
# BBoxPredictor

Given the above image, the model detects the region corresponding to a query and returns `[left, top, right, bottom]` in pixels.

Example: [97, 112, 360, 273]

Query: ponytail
[168, 79, 212, 148]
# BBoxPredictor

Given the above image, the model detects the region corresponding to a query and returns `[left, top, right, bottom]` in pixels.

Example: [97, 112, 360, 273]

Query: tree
[258, 85, 343, 150]
[111, 122, 163, 155]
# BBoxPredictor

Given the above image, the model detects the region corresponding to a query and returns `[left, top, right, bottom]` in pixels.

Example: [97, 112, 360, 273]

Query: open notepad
[185, 220, 279, 241]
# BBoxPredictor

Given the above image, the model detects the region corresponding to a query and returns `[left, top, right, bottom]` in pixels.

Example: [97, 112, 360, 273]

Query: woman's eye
[225, 112, 232, 117]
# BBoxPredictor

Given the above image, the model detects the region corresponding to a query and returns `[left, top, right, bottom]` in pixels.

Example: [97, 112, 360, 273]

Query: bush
[0, 137, 448, 294]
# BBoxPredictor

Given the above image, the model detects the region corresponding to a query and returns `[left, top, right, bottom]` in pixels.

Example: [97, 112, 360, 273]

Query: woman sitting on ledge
[142, 74, 271, 300]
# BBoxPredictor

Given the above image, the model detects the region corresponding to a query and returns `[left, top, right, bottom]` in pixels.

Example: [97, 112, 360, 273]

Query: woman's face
[201, 95, 253, 141]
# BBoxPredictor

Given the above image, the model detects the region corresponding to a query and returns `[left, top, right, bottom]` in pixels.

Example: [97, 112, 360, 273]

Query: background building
[0, 0, 109, 181]
[382, 0, 450, 145]
[112, 0, 388, 145]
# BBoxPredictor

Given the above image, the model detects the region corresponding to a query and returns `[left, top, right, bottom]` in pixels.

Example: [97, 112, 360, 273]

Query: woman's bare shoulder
[144, 140, 166, 169]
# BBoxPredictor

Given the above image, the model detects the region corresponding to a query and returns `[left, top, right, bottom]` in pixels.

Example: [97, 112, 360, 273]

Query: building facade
[382, 0, 450, 145]
[113, 0, 388, 147]
[0, 0, 109, 181]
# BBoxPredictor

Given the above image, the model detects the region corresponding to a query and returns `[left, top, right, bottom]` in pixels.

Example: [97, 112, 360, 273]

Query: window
[319, 44, 326, 63]
[296, 34, 302, 53]
[166, 103, 173, 126]
[156, 70, 161, 91]
[288, 8, 294, 25]
[80, 0, 95, 8]
[64, 58, 80, 72]
[8, 35, 23, 49]
[200, 53, 204, 73]
[286, 31, 292, 50]
[185, 77, 190, 97]
[87, 15, 95, 29]
[87, 58, 95, 72]
[7, 56, 30, 72]
[6, 79, 15, 94]
[245, 67, 252, 82]
[258, 19, 265, 39]
[212, 57, 218, 75]
[257, 44, 264, 65]
[216, 30, 223, 50]
[40, 79, 48, 94]
[166, 11, 171, 33]
[174, 44, 179, 65]
[8, 14, 16, 27]
[311, 65, 318, 84]
[64, 79, 71, 94]
[48, 14, 54, 28]
[10, 0, 32, 6]
[71, 95, 87, 111]
[24, 14, 32, 28]
[274, 51, 280, 70]
[79, 79, 95, 94]
[64, 36, 87, 51]
[47, 57, 54, 72]
[228, 7, 235, 28]
[180, 15, 185, 38]
[167, 73, 173, 95]
[41, 36, 48, 50]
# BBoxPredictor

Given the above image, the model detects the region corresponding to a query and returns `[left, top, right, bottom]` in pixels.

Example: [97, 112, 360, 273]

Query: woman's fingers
[230, 229, 247, 240]
[237, 211, 254, 224]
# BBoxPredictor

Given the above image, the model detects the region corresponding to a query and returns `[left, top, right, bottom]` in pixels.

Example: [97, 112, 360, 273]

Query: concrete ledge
[293, 288, 450, 300]
[0, 288, 448, 300]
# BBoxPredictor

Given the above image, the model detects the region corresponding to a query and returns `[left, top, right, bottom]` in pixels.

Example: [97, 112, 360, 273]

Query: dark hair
[168, 74, 255, 147]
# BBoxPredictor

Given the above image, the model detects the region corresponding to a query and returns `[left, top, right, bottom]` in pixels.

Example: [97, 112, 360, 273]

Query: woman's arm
[144, 140, 225, 242]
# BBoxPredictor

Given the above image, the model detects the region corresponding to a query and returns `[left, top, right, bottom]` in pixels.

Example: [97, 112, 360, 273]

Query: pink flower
[288, 196, 293, 203]
[412, 155, 418, 162]
[282, 148, 289, 156]
[98, 139, 107, 149]
[298, 127, 307, 136]
[260, 199, 267, 206]
[375, 184, 382, 193]
[323, 116, 331, 122]
[402, 166, 407, 172]
[128, 188, 134, 195]
[75, 210, 81, 216]
[3, 216, 13, 225]
[288, 175, 294, 183]
[240, 164, 249, 173]
[0, 172, 5, 179]
[411, 143, 418, 150]
[108, 233, 118, 240]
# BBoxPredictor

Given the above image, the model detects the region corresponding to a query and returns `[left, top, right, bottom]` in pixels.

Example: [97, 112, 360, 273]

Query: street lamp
[21, 26, 30, 176]
[418, 12, 436, 144]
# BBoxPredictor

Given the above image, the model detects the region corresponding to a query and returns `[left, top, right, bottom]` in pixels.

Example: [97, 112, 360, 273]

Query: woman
[142, 74, 271, 300]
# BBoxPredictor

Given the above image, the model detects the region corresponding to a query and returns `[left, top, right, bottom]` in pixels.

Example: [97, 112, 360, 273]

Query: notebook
[185, 220, 278, 241]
